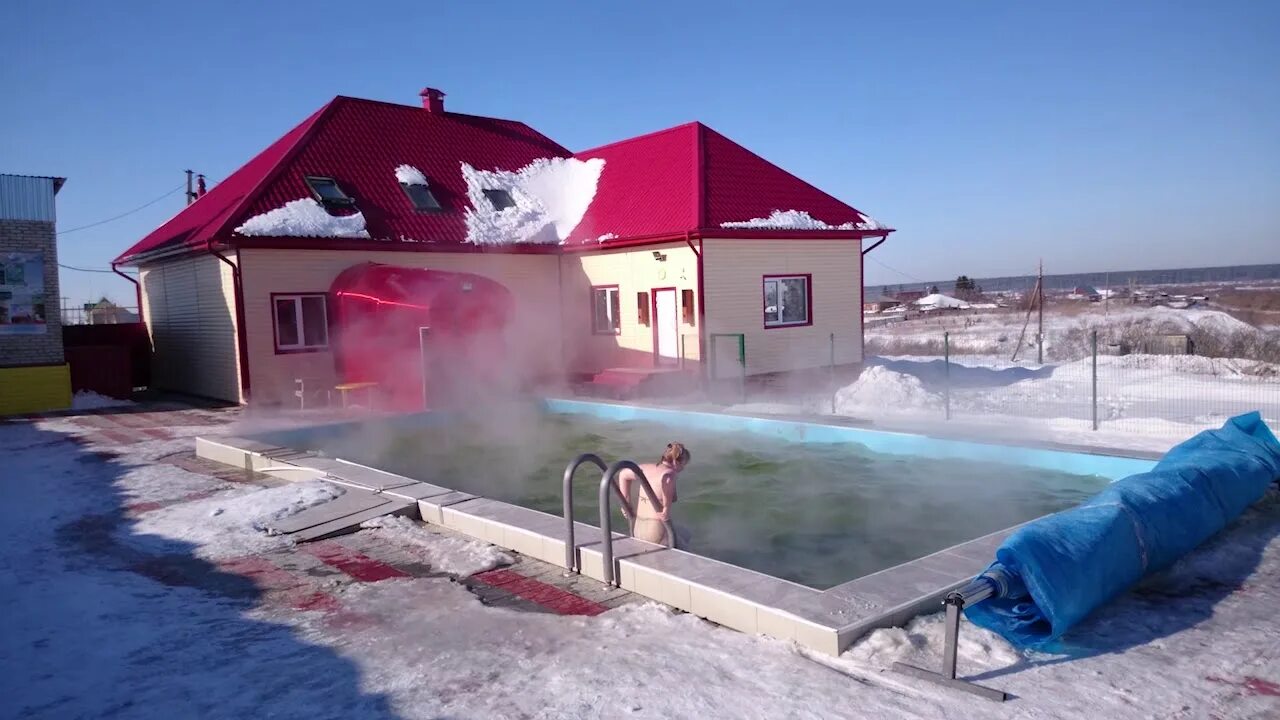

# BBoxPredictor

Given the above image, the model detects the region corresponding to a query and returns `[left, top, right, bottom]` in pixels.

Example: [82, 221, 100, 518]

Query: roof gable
[565, 122, 886, 246]
[115, 97, 570, 263]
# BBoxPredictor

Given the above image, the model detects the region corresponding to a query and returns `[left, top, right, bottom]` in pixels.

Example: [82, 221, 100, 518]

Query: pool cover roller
[966, 411, 1280, 649]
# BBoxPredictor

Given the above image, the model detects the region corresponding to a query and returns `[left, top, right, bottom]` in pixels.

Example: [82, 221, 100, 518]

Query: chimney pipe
[420, 87, 446, 113]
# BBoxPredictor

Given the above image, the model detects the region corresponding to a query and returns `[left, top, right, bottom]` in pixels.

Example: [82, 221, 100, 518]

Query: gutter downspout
[207, 240, 252, 403]
[684, 232, 707, 387]
[111, 262, 143, 325]
[859, 233, 891, 368]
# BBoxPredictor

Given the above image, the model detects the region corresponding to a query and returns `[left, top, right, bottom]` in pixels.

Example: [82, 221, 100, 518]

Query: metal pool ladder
[562, 455, 675, 582]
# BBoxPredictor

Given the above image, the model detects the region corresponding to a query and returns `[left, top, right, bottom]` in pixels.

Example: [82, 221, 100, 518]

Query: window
[636, 292, 650, 326]
[401, 181, 441, 211]
[763, 275, 811, 328]
[483, 188, 516, 211]
[305, 176, 354, 205]
[682, 289, 695, 326]
[273, 294, 329, 352]
[591, 286, 621, 335]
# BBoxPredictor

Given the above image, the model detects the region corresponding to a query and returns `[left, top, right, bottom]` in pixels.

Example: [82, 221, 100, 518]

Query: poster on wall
[0, 252, 47, 335]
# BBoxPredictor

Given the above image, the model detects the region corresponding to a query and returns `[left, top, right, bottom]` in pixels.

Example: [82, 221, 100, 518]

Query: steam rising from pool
[290, 410, 1108, 589]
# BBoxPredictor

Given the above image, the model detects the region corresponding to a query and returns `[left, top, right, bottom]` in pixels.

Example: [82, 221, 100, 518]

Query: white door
[654, 288, 679, 365]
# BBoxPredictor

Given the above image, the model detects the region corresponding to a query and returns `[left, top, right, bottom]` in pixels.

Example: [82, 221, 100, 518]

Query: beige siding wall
[238, 249, 561, 406]
[558, 242, 700, 373]
[139, 254, 242, 402]
[701, 239, 862, 377]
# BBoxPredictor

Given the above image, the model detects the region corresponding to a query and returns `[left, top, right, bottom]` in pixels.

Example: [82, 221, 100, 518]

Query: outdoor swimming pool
[268, 402, 1143, 589]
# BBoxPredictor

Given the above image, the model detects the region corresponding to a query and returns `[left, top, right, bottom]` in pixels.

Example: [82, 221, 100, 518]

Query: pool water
[303, 413, 1109, 589]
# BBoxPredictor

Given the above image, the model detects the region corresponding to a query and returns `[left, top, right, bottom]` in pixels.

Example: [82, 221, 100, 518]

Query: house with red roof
[114, 88, 893, 405]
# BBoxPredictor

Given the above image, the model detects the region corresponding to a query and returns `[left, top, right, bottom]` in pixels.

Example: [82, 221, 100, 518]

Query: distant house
[863, 295, 901, 313]
[114, 87, 895, 405]
[1066, 286, 1101, 302]
[892, 289, 926, 304]
[83, 299, 138, 325]
[914, 293, 969, 311]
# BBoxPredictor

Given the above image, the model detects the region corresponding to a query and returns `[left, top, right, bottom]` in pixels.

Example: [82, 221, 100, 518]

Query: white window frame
[591, 286, 621, 335]
[273, 293, 329, 352]
[763, 275, 811, 327]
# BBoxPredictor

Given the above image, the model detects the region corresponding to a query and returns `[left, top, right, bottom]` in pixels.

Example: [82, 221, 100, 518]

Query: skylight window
[482, 189, 516, 211]
[401, 182, 441, 212]
[304, 176, 354, 205]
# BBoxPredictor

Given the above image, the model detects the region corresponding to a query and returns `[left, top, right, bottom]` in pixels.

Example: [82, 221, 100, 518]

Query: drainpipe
[860, 233, 890, 367]
[207, 239, 252, 402]
[684, 232, 707, 385]
[111, 262, 143, 325]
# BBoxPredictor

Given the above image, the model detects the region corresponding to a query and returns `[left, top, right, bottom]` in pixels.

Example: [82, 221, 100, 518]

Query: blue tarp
[966, 412, 1280, 649]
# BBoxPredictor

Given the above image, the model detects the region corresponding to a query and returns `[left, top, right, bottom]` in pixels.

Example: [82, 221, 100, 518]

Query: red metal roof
[565, 121, 887, 246]
[116, 97, 890, 264]
[115, 97, 569, 263]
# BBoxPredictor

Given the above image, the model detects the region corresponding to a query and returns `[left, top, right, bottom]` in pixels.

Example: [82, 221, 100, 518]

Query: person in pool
[618, 442, 691, 546]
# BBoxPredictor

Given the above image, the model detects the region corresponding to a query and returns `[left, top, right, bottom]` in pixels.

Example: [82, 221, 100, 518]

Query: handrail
[599, 460, 675, 586]
[562, 453, 607, 572]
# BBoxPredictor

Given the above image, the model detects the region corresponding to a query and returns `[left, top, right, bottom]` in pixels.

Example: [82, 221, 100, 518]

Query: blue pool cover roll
[965, 412, 1280, 649]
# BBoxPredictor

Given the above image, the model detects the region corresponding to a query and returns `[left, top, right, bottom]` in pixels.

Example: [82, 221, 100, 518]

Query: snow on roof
[394, 164, 428, 186]
[913, 293, 969, 309]
[720, 209, 884, 232]
[234, 198, 371, 239]
[461, 157, 605, 245]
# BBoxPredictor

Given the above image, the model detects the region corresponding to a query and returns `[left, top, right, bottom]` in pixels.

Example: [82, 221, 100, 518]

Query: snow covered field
[3, 406, 1279, 718]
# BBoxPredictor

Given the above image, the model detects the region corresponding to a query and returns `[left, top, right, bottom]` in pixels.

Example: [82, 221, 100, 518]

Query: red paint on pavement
[126, 490, 219, 514]
[217, 555, 341, 613]
[1206, 675, 1280, 697]
[303, 541, 409, 583]
[472, 568, 607, 616]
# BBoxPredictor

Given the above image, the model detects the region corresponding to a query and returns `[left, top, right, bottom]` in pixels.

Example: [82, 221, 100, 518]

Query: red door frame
[650, 286, 679, 367]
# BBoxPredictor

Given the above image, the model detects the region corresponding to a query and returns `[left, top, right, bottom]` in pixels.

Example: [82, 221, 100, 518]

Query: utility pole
[1037, 259, 1044, 364]
[185, 169, 195, 205]
[1104, 272, 1110, 316]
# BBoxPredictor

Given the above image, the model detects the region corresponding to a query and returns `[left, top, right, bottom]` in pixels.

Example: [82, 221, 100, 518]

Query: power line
[58, 263, 132, 275]
[57, 183, 185, 236]
[867, 254, 926, 284]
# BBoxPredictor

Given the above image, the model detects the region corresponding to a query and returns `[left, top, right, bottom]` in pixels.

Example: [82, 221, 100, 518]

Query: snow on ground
[71, 389, 135, 410]
[125, 480, 344, 559]
[462, 157, 604, 245]
[833, 364, 942, 412]
[4, 407, 1280, 718]
[868, 304, 1278, 360]
[360, 515, 512, 576]
[394, 164, 428, 186]
[234, 198, 371, 238]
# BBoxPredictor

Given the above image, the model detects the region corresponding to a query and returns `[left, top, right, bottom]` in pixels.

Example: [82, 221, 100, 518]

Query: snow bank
[360, 515, 511, 576]
[833, 365, 941, 413]
[394, 164, 428, 186]
[235, 199, 371, 239]
[125, 480, 344, 558]
[462, 157, 604, 245]
[71, 390, 133, 410]
[720, 209, 884, 231]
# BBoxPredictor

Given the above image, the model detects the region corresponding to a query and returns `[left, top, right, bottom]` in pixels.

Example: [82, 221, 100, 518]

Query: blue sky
[3, 1, 1277, 306]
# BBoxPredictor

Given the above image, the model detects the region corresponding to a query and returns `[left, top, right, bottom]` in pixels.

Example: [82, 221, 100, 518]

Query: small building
[863, 295, 901, 313]
[913, 293, 969, 311]
[0, 174, 71, 414]
[892, 289, 926, 304]
[83, 299, 139, 325]
[114, 88, 894, 406]
[1066, 286, 1101, 302]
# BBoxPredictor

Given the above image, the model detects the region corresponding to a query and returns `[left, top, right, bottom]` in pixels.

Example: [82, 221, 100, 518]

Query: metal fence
[934, 329, 1280, 438]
